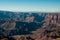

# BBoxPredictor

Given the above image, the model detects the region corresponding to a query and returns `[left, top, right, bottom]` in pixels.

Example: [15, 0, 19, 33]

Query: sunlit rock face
[32, 13, 60, 40]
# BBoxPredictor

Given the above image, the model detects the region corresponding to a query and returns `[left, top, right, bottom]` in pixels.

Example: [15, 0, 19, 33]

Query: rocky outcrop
[33, 13, 60, 40]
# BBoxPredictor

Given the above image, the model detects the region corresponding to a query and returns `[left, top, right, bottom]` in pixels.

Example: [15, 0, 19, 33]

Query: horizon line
[0, 10, 60, 13]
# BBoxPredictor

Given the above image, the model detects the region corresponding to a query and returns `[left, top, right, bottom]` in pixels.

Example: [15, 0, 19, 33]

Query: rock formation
[32, 13, 60, 40]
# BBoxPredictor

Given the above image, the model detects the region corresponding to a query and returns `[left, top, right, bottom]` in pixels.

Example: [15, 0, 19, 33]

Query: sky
[0, 0, 60, 12]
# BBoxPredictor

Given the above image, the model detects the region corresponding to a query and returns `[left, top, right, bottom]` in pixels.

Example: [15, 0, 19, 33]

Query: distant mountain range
[0, 11, 47, 22]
